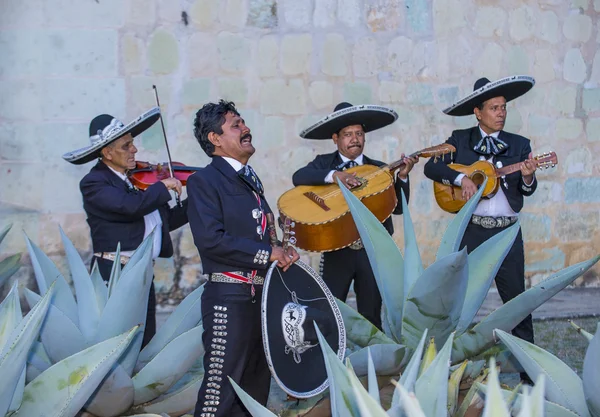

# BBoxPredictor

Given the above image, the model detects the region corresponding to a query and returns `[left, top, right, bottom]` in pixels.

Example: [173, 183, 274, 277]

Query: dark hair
[193, 100, 240, 157]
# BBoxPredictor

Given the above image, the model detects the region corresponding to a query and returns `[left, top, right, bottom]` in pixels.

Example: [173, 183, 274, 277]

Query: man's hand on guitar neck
[396, 154, 419, 181]
[460, 177, 478, 200]
[333, 171, 362, 189]
[520, 152, 537, 184]
[270, 246, 300, 272]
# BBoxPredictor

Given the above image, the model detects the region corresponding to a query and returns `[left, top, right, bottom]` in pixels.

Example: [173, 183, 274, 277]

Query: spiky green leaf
[530, 374, 547, 417]
[336, 299, 396, 348]
[481, 358, 510, 417]
[366, 348, 381, 405]
[390, 380, 427, 417]
[347, 343, 406, 377]
[392, 329, 428, 408]
[90, 262, 108, 315]
[230, 377, 278, 417]
[400, 191, 423, 295]
[84, 363, 134, 417]
[569, 320, 594, 342]
[448, 360, 468, 415]
[345, 359, 388, 417]
[583, 323, 600, 417]
[107, 242, 122, 298]
[0, 281, 21, 352]
[0, 254, 20, 289]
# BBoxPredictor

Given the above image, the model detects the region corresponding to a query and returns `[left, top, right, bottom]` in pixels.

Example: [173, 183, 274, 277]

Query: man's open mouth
[241, 134, 252, 144]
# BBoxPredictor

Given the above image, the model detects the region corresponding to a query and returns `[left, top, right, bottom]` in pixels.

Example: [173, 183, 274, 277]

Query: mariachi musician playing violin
[62, 107, 188, 347]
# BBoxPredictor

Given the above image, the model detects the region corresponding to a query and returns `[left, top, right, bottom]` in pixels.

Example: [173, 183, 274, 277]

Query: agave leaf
[229, 377, 278, 417]
[90, 262, 108, 315]
[0, 284, 53, 416]
[414, 333, 453, 417]
[495, 329, 590, 417]
[347, 343, 406, 377]
[133, 325, 204, 405]
[24, 234, 79, 326]
[24, 288, 87, 363]
[0, 281, 21, 351]
[478, 384, 580, 417]
[569, 320, 594, 342]
[84, 363, 135, 417]
[0, 223, 12, 243]
[119, 230, 155, 278]
[480, 358, 510, 417]
[530, 374, 546, 417]
[436, 178, 487, 260]
[338, 178, 405, 342]
[454, 368, 490, 417]
[402, 250, 468, 349]
[448, 360, 468, 415]
[137, 284, 205, 371]
[345, 359, 388, 417]
[400, 191, 423, 296]
[366, 348, 381, 405]
[107, 242, 122, 298]
[336, 299, 396, 348]
[516, 389, 532, 417]
[419, 337, 437, 377]
[12, 326, 138, 417]
[455, 223, 520, 335]
[391, 328, 428, 409]
[583, 323, 600, 417]
[453, 255, 600, 362]
[390, 380, 427, 417]
[26, 342, 51, 382]
[0, 253, 21, 288]
[60, 227, 100, 342]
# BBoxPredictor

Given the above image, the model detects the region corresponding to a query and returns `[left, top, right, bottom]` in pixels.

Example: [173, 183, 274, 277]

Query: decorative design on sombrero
[261, 259, 345, 398]
[300, 102, 398, 140]
[62, 107, 161, 165]
[443, 75, 535, 117]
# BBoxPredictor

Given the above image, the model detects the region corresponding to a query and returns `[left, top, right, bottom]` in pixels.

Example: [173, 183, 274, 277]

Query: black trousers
[93, 256, 156, 348]
[459, 224, 534, 344]
[194, 281, 270, 417]
[321, 247, 383, 330]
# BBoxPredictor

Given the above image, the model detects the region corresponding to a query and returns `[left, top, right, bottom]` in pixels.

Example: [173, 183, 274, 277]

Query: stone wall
[1, 0, 599, 303]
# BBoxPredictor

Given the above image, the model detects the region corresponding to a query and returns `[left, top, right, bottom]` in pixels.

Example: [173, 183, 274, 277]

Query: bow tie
[473, 135, 509, 156]
[238, 165, 264, 195]
[336, 160, 358, 171]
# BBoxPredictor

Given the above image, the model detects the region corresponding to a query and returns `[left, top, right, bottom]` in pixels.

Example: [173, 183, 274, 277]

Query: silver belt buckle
[348, 239, 364, 250]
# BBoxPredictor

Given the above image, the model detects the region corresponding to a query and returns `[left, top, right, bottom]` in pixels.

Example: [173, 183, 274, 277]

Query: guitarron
[277, 144, 455, 252]
[433, 151, 558, 213]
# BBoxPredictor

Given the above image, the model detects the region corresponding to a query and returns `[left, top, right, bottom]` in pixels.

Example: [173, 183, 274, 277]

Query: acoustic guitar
[277, 144, 455, 252]
[433, 151, 558, 213]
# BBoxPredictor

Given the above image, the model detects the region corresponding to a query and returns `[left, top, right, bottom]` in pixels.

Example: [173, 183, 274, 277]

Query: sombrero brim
[443, 75, 535, 116]
[300, 104, 398, 139]
[62, 107, 161, 165]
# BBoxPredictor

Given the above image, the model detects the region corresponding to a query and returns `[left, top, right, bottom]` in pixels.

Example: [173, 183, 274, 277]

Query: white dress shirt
[324, 153, 408, 184]
[107, 166, 163, 259]
[222, 156, 245, 172]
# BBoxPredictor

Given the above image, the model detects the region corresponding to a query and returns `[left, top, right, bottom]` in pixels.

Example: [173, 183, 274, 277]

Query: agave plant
[21, 228, 205, 417]
[0, 224, 21, 292]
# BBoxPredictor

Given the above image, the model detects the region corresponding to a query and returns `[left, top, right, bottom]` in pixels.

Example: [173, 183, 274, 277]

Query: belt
[471, 215, 518, 229]
[94, 252, 131, 265]
[210, 272, 265, 285]
[348, 239, 364, 250]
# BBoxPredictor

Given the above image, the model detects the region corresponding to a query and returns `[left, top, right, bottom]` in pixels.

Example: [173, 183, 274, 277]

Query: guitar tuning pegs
[288, 231, 295, 235]
[290, 221, 295, 228]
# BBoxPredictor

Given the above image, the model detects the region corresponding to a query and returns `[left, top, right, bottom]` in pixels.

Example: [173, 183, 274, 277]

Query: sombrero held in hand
[300, 102, 398, 139]
[443, 75, 535, 117]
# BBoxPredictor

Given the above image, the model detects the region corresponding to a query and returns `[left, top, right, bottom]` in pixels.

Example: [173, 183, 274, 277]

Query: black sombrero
[261, 260, 346, 398]
[300, 102, 398, 139]
[62, 107, 161, 165]
[443, 75, 535, 117]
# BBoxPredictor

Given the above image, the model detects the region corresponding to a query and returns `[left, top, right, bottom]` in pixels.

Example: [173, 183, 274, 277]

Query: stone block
[387, 36, 413, 74]
[405, 0, 432, 34]
[218, 78, 248, 103]
[520, 213, 552, 242]
[182, 78, 211, 108]
[556, 118, 584, 140]
[352, 37, 379, 78]
[190, 0, 219, 29]
[218, 32, 250, 73]
[314, 0, 336, 27]
[338, 0, 361, 27]
[583, 89, 600, 112]
[366, 1, 402, 32]
[596, 0, 600, 11]
[406, 83, 433, 105]
[550, 85, 578, 114]
[556, 210, 599, 241]
[0, 0, 43, 28]
[528, 114, 554, 137]
[149, 29, 179, 74]
[158, 2, 183, 22]
[505, 108, 523, 133]
[258, 36, 279, 77]
[0, 30, 41, 77]
[247, 0, 278, 29]
[573, 0, 590, 10]
[121, 33, 143, 75]
[322, 33, 347, 76]
[281, 34, 312, 76]
[126, 0, 156, 26]
[587, 118, 600, 140]
[189, 33, 218, 75]
[565, 177, 600, 203]
[281, 0, 312, 29]
[535, 10, 560, 43]
[222, 0, 248, 27]
[0, 122, 43, 161]
[525, 248, 565, 273]
[590, 51, 600, 87]
[529, 180, 562, 206]
[343, 82, 373, 104]
[437, 86, 458, 107]
[563, 48, 587, 83]
[42, 163, 89, 213]
[379, 81, 404, 103]
[532, 49, 556, 83]
[432, 0, 466, 34]
[474, 7, 506, 37]
[129, 76, 173, 113]
[0, 163, 44, 212]
[44, 0, 124, 27]
[0, 212, 40, 253]
[563, 13, 592, 42]
[260, 116, 286, 150]
[309, 81, 334, 109]
[509, 6, 535, 41]
[40, 29, 118, 77]
[474, 43, 504, 81]
[507, 45, 529, 75]
[260, 79, 306, 115]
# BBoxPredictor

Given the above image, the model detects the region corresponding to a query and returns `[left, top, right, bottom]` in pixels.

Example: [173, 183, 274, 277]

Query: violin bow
[152, 85, 182, 207]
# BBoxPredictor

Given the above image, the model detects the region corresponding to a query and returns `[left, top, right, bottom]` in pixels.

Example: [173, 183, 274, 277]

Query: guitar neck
[495, 162, 524, 177]
[386, 151, 420, 172]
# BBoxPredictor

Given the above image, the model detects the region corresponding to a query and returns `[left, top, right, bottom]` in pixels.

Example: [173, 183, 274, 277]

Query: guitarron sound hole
[470, 171, 486, 186]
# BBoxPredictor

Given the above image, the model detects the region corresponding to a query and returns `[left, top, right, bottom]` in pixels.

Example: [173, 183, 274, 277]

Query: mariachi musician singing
[62, 106, 188, 347]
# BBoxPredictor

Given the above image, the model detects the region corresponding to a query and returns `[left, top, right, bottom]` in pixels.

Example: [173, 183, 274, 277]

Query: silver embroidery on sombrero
[201, 305, 228, 417]
[89, 118, 125, 146]
[282, 299, 317, 364]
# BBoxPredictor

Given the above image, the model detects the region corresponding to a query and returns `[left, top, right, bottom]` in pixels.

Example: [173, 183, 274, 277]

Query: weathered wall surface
[1, 0, 599, 303]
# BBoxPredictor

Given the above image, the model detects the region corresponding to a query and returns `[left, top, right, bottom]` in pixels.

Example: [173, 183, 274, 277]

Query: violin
[128, 161, 201, 190]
